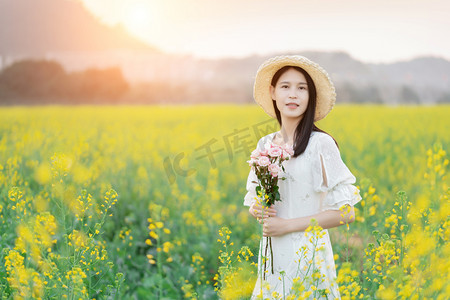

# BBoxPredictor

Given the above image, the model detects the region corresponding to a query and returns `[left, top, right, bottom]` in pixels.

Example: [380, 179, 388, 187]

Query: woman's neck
[279, 116, 301, 145]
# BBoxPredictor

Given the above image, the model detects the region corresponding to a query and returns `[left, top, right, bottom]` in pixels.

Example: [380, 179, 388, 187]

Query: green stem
[157, 238, 162, 298]
[264, 237, 268, 281]
[269, 237, 274, 274]
[346, 225, 350, 263]
[260, 192, 265, 296]
[400, 193, 405, 266]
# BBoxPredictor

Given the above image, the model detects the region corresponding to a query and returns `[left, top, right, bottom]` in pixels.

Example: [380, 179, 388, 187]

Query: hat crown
[256, 55, 330, 81]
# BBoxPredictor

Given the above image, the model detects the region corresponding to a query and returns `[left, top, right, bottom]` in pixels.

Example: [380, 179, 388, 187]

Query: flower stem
[269, 237, 274, 274]
[264, 237, 268, 280]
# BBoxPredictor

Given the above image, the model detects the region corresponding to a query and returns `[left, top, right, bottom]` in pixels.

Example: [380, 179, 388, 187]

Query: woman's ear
[270, 85, 275, 100]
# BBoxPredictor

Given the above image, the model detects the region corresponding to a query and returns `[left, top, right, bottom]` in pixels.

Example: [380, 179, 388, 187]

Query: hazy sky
[80, 0, 450, 63]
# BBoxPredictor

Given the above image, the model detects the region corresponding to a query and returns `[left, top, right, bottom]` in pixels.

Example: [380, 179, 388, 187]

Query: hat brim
[253, 55, 336, 121]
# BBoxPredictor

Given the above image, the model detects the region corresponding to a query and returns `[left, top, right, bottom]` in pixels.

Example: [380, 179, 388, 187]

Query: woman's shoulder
[310, 130, 332, 142]
[309, 131, 337, 151]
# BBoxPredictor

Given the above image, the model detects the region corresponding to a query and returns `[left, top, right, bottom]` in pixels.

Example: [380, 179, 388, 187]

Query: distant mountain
[264, 51, 450, 90]
[198, 51, 450, 103]
[0, 0, 156, 55]
[374, 57, 450, 90]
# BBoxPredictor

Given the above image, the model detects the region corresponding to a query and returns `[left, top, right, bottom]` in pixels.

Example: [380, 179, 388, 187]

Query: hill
[0, 0, 155, 55]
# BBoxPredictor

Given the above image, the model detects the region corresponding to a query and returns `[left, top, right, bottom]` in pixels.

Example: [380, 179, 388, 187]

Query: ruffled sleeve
[243, 167, 259, 207]
[311, 134, 362, 211]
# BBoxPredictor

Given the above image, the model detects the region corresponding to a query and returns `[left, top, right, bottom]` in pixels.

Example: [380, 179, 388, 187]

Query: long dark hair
[271, 66, 338, 157]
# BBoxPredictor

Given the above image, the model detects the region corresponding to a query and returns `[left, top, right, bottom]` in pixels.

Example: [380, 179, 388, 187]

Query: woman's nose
[289, 88, 297, 98]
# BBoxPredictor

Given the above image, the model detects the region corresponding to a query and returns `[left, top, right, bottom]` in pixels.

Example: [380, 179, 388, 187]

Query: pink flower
[257, 156, 270, 167]
[260, 149, 268, 156]
[269, 165, 281, 177]
[283, 144, 294, 157]
[250, 149, 261, 159]
[268, 145, 283, 157]
[268, 164, 281, 177]
[246, 159, 257, 167]
[268, 163, 280, 173]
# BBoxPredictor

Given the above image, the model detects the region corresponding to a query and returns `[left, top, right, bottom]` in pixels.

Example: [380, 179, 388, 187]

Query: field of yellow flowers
[0, 104, 448, 299]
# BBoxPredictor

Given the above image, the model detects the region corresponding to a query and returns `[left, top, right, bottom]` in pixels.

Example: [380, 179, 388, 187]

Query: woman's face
[270, 67, 309, 121]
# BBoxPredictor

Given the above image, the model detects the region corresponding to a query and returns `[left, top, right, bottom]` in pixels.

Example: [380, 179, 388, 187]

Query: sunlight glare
[123, 2, 152, 37]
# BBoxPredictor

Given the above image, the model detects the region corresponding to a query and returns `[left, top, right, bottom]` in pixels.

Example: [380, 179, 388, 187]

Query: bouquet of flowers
[247, 140, 294, 279]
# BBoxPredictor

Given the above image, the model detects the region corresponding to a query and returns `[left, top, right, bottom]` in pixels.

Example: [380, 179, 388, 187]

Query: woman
[244, 55, 362, 299]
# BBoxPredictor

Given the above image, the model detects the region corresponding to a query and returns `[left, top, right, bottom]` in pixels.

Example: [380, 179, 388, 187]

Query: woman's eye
[281, 85, 288, 89]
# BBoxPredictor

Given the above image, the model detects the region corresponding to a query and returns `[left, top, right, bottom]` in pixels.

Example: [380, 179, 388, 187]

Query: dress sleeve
[243, 167, 259, 207]
[311, 134, 362, 211]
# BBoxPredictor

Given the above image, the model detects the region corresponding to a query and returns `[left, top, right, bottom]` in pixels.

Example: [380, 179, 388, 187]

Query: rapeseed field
[0, 105, 448, 299]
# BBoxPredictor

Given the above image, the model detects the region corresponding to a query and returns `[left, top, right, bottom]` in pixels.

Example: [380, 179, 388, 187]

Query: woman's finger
[257, 210, 277, 218]
[259, 208, 276, 213]
[252, 204, 278, 220]
[262, 226, 269, 236]
[265, 210, 277, 216]
[250, 203, 262, 218]
[260, 210, 277, 218]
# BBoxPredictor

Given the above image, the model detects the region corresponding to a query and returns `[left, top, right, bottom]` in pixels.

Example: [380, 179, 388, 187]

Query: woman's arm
[262, 205, 355, 237]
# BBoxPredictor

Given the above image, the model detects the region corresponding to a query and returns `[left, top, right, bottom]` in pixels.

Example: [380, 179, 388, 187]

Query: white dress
[244, 131, 362, 299]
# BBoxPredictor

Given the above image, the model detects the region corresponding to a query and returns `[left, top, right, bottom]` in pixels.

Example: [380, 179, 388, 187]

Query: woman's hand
[249, 202, 277, 221]
[263, 217, 290, 237]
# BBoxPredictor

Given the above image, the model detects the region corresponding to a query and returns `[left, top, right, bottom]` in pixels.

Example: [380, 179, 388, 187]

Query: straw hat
[253, 55, 336, 121]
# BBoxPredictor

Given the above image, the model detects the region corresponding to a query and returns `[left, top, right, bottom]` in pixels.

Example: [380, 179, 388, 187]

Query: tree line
[0, 59, 129, 104]
[1, 59, 448, 105]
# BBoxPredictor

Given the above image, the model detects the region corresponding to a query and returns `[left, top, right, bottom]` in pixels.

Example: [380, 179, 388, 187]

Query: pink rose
[283, 144, 294, 157]
[268, 164, 281, 177]
[250, 149, 261, 159]
[268, 163, 281, 174]
[268, 146, 283, 157]
[257, 156, 270, 167]
[259, 149, 268, 156]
